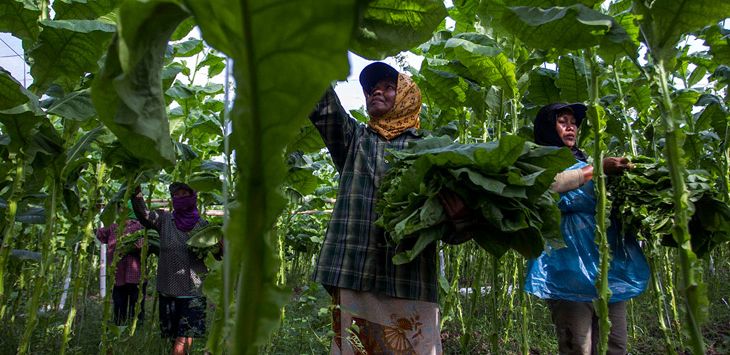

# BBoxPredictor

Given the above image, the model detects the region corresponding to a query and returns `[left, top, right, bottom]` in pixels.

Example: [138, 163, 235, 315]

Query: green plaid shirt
[309, 87, 438, 303]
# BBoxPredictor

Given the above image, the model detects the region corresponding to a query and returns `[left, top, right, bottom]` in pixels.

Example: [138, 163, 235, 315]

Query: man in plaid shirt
[96, 202, 146, 325]
[310, 62, 441, 354]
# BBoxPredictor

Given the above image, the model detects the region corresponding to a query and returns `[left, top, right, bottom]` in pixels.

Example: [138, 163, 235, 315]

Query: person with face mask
[524, 103, 650, 355]
[131, 182, 208, 355]
[309, 62, 441, 354]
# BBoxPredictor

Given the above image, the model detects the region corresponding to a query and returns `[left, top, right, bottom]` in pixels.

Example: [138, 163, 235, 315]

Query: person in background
[309, 62, 441, 354]
[524, 103, 650, 355]
[131, 182, 208, 355]
[96, 201, 146, 325]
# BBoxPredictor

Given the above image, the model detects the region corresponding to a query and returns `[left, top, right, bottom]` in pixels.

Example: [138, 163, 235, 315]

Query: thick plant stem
[655, 61, 706, 355]
[129, 181, 156, 336]
[587, 48, 611, 355]
[648, 253, 678, 355]
[611, 62, 638, 156]
[59, 162, 106, 355]
[519, 260, 529, 355]
[0, 155, 24, 314]
[18, 177, 59, 354]
[490, 255, 501, 354]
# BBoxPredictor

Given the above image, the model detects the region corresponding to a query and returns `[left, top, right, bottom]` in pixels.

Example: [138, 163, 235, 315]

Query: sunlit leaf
[350, 0, 448, 59]
[92, 1, 188, 168]
[183, 0, 359, 351]
[556, 55, 589, 103]
[0, 0, 40, 42]
[29, 19, 116, 93]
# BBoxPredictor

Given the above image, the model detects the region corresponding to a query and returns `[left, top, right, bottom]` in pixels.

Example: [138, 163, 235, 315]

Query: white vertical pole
[100, 243, 107, 298]
[58, 243, 78, 309]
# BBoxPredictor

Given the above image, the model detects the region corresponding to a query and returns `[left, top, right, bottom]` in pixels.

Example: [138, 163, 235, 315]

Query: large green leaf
[481, 2, 628, 51]
[0, 67, 36, 110]
[183, 0, 359, 352]
[350, 0, 448, 59]
[417, 61, 469, 110]
[285, 125, 325, 156]
[556, 55, 589, 103]
[0, 0, 40, 42]
[47, 89, 96, 121]
[0, 68, 45, 154]
[634, 0, 730, 63]
[92, 1, 188, 169]
[62, 125, 103, 180]
[53, 0, 121, 20]
[701, 25, 730, 66]
[526, 68, 561, 106]
[29, 19, 116, 93]
[444, 37, 517, 97]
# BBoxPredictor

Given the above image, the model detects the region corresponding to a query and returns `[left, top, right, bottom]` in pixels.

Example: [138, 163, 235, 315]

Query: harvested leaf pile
[187, 223, 223, 259]
[117, 229, 160, 256]
[608, 156, 730, 257]
[376, 135, 576, 264]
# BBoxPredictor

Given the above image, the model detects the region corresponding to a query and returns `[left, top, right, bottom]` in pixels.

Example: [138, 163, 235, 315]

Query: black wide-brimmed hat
[533, 103, 587, 147]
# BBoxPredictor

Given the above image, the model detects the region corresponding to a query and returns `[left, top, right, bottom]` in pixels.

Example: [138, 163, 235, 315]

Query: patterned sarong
[331, 288, 442, 354]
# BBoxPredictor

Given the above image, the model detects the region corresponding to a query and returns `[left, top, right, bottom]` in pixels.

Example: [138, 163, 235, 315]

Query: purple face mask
[172, 193, 200, 232]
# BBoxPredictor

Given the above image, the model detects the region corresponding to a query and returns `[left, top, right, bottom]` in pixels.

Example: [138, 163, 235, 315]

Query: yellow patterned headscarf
[367, 73, 421, 140]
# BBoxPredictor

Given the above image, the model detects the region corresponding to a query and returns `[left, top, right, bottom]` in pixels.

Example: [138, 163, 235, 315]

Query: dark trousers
[547, 299, 628, 355]
[112, 283, 146, 325]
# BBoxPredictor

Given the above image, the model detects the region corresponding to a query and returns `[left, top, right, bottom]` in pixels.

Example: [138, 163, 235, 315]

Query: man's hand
[437, 189, 475, 245]
[602, 157, 632, 176]
[438, 188, 470, 221]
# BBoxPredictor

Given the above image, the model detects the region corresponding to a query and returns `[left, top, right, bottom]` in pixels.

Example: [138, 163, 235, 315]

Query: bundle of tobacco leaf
[187, 223, 223, 260]
[608, 155, 730, 257]
[376, 135, 576, 265]
[116, 229, 160, 256]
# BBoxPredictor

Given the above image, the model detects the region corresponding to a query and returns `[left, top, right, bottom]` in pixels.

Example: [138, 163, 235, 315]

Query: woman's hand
[603, 157, 632, 175]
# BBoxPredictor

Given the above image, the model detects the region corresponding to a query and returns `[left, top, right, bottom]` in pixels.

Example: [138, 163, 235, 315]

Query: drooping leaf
[183, 0, 360, 351]
[635, 0, 730, 65]
[196, 52, 226, 78]
[188, 172, 222, 192]
[0, 68, 45, 154]
[285, 124, 325, 155]
[29, 19, 116, 93]
[350, 0, 448, 59]
[92, 1, 188, 168]
[0, 67, 36, 110]
[556, 55, 590, 103]
[60, 125, 102, 181]
[481, 2, 627, 51]
[53, 0, 121, 20]
[0, 0, 40, 42]
[172, 38, 204, 57]
[444, 37, 517, 97]
[47, 89, 97, 121]
[526, 68, 561, 106]
[701, 25, 730, 66]
[170, 17, 196, 41]
[285, 168, 319, 196]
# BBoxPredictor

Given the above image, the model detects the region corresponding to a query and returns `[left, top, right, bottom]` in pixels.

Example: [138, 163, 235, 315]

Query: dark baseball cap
[169, 182, 194, 194]
[359, 62, 398, 94]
